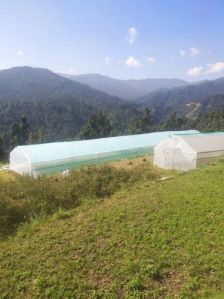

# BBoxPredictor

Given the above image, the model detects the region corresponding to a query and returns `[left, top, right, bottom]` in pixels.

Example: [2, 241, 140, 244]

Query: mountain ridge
[63, 73, 189, 100]
[1, 66, 224, 140]
[134, 76, 224, 121]
[0, 66, 140, 143]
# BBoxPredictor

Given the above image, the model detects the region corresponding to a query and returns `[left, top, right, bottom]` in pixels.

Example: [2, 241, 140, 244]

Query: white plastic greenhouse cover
[10, 130, 198, 176]
[154, 132, 224, 171]
[154, 135, 198, 171]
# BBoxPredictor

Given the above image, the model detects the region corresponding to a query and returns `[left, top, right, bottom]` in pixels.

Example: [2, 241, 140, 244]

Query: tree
[20, 115, 30, 143]
[79, 112, 112, 140]
[10, 115, 30, 148]
[164, 112, 177, 130]
[162, 112, 187, 130]
[130, 108, 152, 134]
[29, 128, 46, 144]
[0, 137, 4, 161]
[10, 123, 21, 148]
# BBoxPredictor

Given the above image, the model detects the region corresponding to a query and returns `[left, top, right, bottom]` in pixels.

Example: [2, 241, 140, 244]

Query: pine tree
[130, 108, 152, 134]
[79, 112, 112, 140]
[20, 115, 30, 144]
[10, 115, 30, 148]
[0, 137, 4, 161]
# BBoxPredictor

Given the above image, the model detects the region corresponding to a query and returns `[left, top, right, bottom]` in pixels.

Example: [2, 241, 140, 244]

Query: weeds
[0, 163, 161, 238]
[0, 162, 224, 297]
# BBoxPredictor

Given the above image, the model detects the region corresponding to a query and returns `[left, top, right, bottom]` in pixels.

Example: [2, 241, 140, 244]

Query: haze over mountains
[64, 71, 224, 121]
[64, 73, 188, 100]
[1, 66, 224, 144]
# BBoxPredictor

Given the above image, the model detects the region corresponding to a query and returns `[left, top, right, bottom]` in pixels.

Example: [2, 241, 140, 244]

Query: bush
[0, 163, 161, 238]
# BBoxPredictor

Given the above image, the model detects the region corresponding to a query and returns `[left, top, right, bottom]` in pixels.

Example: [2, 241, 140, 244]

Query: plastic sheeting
[10, 130, 198, 176]
[154, 132, 224, 171]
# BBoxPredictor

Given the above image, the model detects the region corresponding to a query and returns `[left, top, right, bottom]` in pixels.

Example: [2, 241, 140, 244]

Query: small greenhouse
[154, 132, 224, 171]
[10, 130, 198, 176]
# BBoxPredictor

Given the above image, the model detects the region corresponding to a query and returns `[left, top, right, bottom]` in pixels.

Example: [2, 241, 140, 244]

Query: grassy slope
[0, 169, 15, 180]
[0, 163, 224, 298]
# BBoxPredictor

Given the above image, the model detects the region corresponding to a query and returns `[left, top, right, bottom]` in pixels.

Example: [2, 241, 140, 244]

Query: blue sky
[0, 0, 224, 80]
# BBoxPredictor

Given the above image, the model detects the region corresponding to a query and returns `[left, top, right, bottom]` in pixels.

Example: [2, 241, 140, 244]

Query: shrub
[0, 163, 161, 238]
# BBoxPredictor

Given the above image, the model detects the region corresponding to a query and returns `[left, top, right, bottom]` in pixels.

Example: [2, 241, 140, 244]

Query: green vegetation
[0, 161, 162, 239]
[130, 108, 153, 134]
[0, 67, 140, 158]
[0, 137, 4, 159]
[193, 109, 224, 132]
[159, 109, 224, 132]
[79, 112, 112, 139]
[2, 67, 224, 162]
[136, 78, 224, 114]
[0, 160, 224, 298]
[9, 115, 30, 148]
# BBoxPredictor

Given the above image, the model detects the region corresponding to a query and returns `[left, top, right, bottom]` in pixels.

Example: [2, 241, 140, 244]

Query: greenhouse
[154, 132, 224, 171]
[10, 130, 198, 176]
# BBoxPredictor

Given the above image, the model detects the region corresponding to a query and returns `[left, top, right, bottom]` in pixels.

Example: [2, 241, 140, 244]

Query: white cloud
[17, 50, 24, 56]
[186, 61, 224, 77]
[187, 66, 203, 77]
[179, 47, 201, 57]
[105, 56, 114, 66]
[180, 49, 186, 57]
[125, 56, 142, 67]
[147, 56, 156, 64]
[127, 27, 138, 44]
[190, 47, 200, 56]
[206, 62, 224, 74]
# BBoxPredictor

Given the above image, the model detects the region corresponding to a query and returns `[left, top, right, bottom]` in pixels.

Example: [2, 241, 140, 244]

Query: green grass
[0, 162, 224, 298]
[0, 170, 14, 182]
[0, 161, 167, 238]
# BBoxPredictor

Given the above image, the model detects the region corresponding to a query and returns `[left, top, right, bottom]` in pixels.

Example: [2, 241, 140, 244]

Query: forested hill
[2, 66, 224, 159]
[135, 77, 224, 121]
[63, 73, 141, 101]
[0, 66, 123, 103]
[0, 67, 140, 149]
[64, 73, 188, 101]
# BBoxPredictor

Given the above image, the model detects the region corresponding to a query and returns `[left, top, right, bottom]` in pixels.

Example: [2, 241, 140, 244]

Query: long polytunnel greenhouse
[10, 130, 198, 176]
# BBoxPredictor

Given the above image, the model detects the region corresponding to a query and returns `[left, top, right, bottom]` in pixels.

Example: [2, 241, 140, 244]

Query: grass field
[0, 170, 15, 182]
[108, 155, 153, 169]
[0, 159, 224, 298]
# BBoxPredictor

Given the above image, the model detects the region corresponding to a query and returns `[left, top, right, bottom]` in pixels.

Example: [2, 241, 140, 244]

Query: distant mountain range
[135, 77, 224, 121]
[64, 72, 224, 121]
[64, 73, 188, 100]
[0, 67, 140, 142]
[1, 66, 224, 144]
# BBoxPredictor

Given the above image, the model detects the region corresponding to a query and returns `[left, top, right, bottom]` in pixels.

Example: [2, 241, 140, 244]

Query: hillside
[136, 78, 224, 121]
[63, 73, 141, 101]
[2, 67, 224, 152]
[0, 161, 224, 298]
[65, 73, 188, 101]
[0, 67, 140, 142]
[125, 77, 188, 98]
